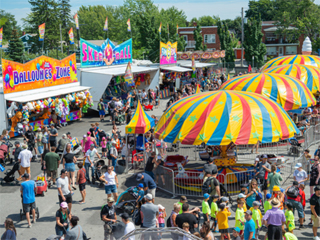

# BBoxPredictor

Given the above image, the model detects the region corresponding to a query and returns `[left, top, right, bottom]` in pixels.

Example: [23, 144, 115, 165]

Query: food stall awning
[180, 62, 215, 68]
[4, 84, 91, 102]
[81, 65, 157, 76]
[160, 66, 192, 72]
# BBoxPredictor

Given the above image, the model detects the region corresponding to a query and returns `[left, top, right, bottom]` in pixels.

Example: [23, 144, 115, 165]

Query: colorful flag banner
[176, 24, 179, 35]
[227, 74, 230, 80]
[69, 28, 74, 45]
[0, 27, 3, 48]
[159, 22, 162, 34]
[104, 17, 108, 31]
[74, 13, 79, 30]
[192, 54, 196, 73]
[159, 41, 177, 65]
[127, 19, 131, 32]
[39, 23, 45, 41]
[124, 61, 134, 87]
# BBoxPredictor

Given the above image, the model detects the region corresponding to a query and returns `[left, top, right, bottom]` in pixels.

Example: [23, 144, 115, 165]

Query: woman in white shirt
[99, 166, 119, 202]
[293, 163, 308, 185]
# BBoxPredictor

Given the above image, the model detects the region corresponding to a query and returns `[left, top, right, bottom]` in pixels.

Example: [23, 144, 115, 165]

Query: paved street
[0, 100, 318, 240]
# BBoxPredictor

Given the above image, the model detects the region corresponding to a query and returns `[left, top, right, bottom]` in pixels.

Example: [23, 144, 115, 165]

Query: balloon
[69, 60, 72, 66]
[5, 74, 10, 82]
[53, 74, 56, 82]
[36, 63, 40, 70]
[72, 65, 76, 72]
[9, 79, 14, 88]
[7, 65, 12, 74]
[39, 60, 43, 66]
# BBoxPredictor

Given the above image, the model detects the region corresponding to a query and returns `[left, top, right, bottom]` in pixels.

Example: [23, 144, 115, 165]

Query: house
[178, 25, 220, 52]
[262, 21, 303, 57]
[20, 33, 36, 53]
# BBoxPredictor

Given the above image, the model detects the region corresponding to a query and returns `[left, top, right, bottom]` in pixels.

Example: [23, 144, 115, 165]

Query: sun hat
[107, 197, 114, 203]
[60, 202, 68, 208]
[272, 186, 280, 192]
[294, 163, 302, 168]
[271, 198, 280, 208]
[203, 193, 210, 199]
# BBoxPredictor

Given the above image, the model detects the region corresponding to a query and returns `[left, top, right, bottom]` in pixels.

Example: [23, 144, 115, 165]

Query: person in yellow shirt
[264, 193, 272, 213]
[210, 195, 219, 232]
[202, 193, 211, 223]
[235, 200, 245, 236]
[252, 201, 262, 239]
[176, 196, 187, 214]
[237, 193, 247, 212]
[216, 203, 231, 240]
[284, 202, 295, 233]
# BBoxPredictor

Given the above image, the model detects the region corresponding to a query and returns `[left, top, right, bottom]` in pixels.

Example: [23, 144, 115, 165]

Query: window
[266, 47, 276, 55]
[183, 35, 188, 43]
[204, 34, 216, 44]
[285, 46, 297, 55]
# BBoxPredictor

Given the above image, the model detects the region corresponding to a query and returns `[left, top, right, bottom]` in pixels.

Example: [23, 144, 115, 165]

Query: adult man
[56, 134, 69, 154]
[120, 212, 135, 240]
[108, 98, 116, 125]
[101, 197, 117, 240]
[109, 141, 118, 169]
[49, 123, 59, 147]
[14, 141, 22, 162]
[255, 155, 271, 199]
[203, 157, 218, 180]
[84, 143, 101, 183]
[310, 185, 320, 240]
[285, 181, 305, 229]
[24, 126, 37, 156]
[98, 98, 106, 122]
[126, 109, 132, 124]
[145, 152, 156, 179]
[57, 169, 73, 212]
[310, 157, 320, 197]
[140, 193, 159, 240]
[175, 203, 198, 234]
[244, 210, 255, 240]
[204, 168, 220, 206]
[136, 173, 157, 203]
[18, 144, 33, 181]
[262, 198, 286, 240]
[20, 173, 37, 228]
[44, 147, 60, 187]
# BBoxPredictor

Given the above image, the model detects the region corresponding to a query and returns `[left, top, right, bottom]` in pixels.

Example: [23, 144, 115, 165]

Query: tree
[198, 15, 217, 26]
[217, 20, 235, 67]
[58, 0, 72, 45]
[243, 17, 266, 68]
[7, 29, 24, 62]
[176, 35, 186, 52]
[194, 25, 205, 51]
[188, 17, 198, 27]
[245, 0, 277, 21]
[0, 10, 19, 40]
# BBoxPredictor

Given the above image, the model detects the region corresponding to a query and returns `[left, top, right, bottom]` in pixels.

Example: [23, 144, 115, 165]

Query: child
[235, 200, 245, 236]
[94, 122, 100, 145]
[237, 193, 247, 212]
[252, 201, 262, 239]
[202, 193, 211, 222]
[283, 229, 298, 240]
[299, 184, 306, 221]
[264, 193, 272, 213]
[158, 204, 166, 238]
[216, 203, 231, 240]
[210, 195, 219, 232]
[136, 183, 144, 203]
[101, 137, 107, 158]
[121, 138, 127, 161]
[232, 227, 241, 240]
[284, 202, 295, 233]
[182, 222, 191, 240]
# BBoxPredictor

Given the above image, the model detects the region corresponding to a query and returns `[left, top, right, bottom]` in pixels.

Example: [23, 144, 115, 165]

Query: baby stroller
[0, 141, 13, 166]
[115, 186, 139, 215]
[94, 159, 106, 187]
[288, 137, 302, 156]
[1, 162, 20, 185]
[70, 137, 82, 156]
[20, 196, 40, 221]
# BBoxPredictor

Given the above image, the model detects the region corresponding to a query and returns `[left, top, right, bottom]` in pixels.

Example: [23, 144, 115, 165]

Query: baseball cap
[22, 173, 29, 179]
[255, 158, 260, 162]
[107, 197, 114, 203]
[14, 141, 20, 145]
[253, 201, 261, 206]
[61, 169, 67, 175]
[233, 227, 241, 233]
[293, 181, 299, 186]
[37, 127, 41, 131]
[62, 134, 66, 138]
[60, 202, 68, 208]
[138, 183, 144, 188]
[266, 193, 272, 199]
[238, 193, 246, 198]
[90, 143, 95, 147]
[180, 196, 188, 202]
[102, 137, 106, 140]
[262, 154, 268, 159]
[87, 131, 91, 135]
[158, 204, 165, 210]
[221, 197, 228, 202]
[50, 123, 55, 126]
[246, 210, 253, 215]
[120, 212, 129, 220]
[294, 163, 302, 168]
[203, 193, 210, 199]
[145, 193, 153, 200]
[136, 173, 143, 181]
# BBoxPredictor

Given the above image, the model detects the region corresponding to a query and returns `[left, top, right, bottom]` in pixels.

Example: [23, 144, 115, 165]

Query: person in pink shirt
[158, 204, 166, 236]
[84, 132, 96, 153]
[100, 137, 107, 158]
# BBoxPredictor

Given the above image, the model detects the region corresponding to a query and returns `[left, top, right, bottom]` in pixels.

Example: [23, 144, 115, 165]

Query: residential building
[20, 33, 36, 53]
[178, 25, 220, 52]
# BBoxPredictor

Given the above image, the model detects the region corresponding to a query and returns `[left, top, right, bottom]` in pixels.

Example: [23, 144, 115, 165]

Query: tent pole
[143, 133, 146, 170]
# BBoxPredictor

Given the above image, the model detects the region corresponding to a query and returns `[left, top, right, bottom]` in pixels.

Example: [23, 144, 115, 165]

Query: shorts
[109, 111, 115, 121]
[50, 140, 57, 147]
[37, 145, 44, 155]
[102, 148, 107, 153]
[312, 215, 320, 227]
[159, 223, 165, 228]
[58, 193, 72, 204]
[260, 178, 268, 191]
[148, 188, 156, 199]
[47, 170, 57, 181]
[23, 202, 36, 213]
[255, 228, 259, 236]
[105, 184, 117, 194]
[219, 228, 229, 234]
[287, 199, 304, 219]
[19, 166, 30, 176]
[65, 163, 75, 172]
[310, 178, 318, 186]
[79, 183, 86, 191]
[99, 110, 105, 116]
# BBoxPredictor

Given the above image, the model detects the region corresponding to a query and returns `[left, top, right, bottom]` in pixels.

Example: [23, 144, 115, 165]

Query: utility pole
[241, 7, 244, 67]
[59, 24, 63, 53]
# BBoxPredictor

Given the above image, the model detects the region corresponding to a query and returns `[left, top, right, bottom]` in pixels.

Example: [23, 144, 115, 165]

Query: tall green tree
[245, 0, 278, 21]
[243, 17, 266, 68]
[194, 25, 205, 51]
[7, 29, 24, 62]
[176, 35, 186, 52]
[58, 0, 72, 45]
[217, 20, 235, 67]
[0, 10, 19, 40]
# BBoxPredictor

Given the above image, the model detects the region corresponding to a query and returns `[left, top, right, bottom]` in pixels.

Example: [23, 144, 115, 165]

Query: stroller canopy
[126, 100, 155, 134]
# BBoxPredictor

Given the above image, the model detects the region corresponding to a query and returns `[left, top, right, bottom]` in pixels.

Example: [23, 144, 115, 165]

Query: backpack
[109, 101, 115, 109]
[202, 177, 216, 194]
[132, 208, 142, 226]
[98, 102, 103, 110]
[166, 214, 172, 227]
[286, 186, 300, 198]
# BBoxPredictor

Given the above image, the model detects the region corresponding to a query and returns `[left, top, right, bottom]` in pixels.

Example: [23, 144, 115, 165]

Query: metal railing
[224, 170, 256, 195]
[155, 166, 175, 196]
[304, 123, 320, 149]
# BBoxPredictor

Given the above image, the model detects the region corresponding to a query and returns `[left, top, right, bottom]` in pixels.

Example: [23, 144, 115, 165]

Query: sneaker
[299, 225, 305, 229]
[313, 237, 320, 240]
[308, 222, 313, 225]
[32, 219, 36, 223]
[28, 224, 32, 228]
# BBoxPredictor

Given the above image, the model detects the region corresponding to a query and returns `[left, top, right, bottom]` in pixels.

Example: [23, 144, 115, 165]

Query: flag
[191, 54, 196, 73]
[124, 62, 134, 86]
[159, 22, 162, 34]
[127, 19, 131, 32]
[227, 74, 230, 80]
[104, 17, 108, 31]
[248, 64, 252, 73]
[39, 23, 45, 41]
[0, 27, 3, 48]
[195, 84, 201, 94]
[176, 24, 179, 35]
[74, 13, 79, 30]
[68, 28, 74, 45]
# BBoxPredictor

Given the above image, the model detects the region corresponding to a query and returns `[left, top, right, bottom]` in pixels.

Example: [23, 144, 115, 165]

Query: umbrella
[154, 90, 299, 146]
[220, 73, 316, 111]
[263, 64, 320, 94]
[261, 55, 320, 71]
[125, 100, 155, 134]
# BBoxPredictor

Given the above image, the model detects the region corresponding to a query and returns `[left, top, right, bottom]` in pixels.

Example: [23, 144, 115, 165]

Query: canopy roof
[81, 65, 157, 76]
[160, 66, 191, 72]
[180, 62, 215, 68]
